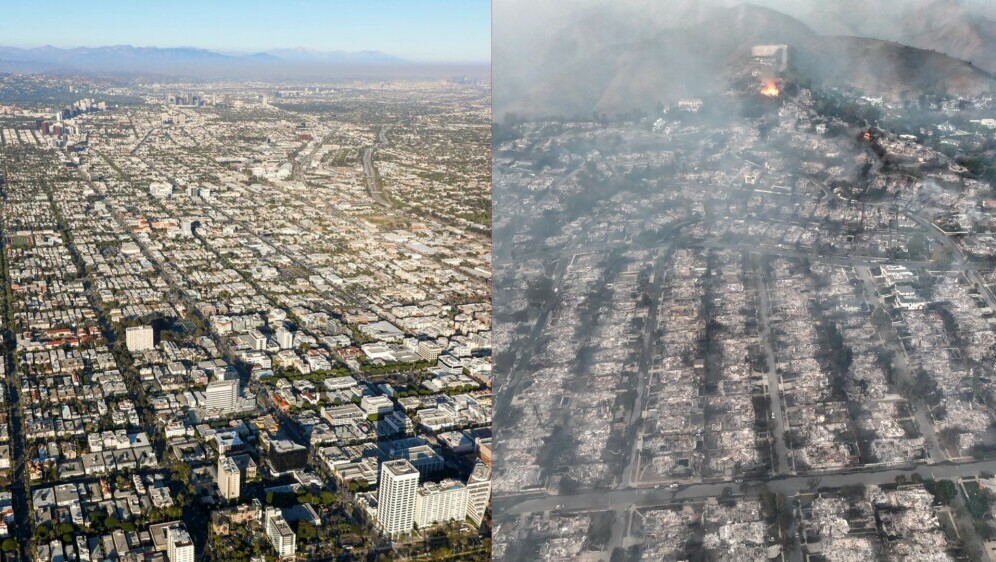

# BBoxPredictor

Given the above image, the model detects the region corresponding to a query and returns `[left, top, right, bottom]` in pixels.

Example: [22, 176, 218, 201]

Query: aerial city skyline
[0, 1, 491, 561]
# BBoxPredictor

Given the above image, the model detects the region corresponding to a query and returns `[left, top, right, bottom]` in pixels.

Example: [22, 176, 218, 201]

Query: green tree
[298, 521, 317, 542]
[923, 479, 957, 504]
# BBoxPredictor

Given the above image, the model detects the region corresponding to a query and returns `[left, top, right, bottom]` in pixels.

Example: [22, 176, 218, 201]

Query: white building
[414, 479, 467, 529]
[180, 218, 195, 237]
[150, 181, 173, 199]
[204, 379, 239, 413]
[125, 325, 154, 352]
[677, 98, 704, 112]
[250, 330, 267, 351]
[465, 461, 491, 526]
[217, 455, 241, 500]
[276, 327, 294, 350]
[166, 523, 195, 562]
[264, 507, 297, 559]
[377, 459, 419, 536]
[416, 340, 444, 362]
[361, 395, 395, 417]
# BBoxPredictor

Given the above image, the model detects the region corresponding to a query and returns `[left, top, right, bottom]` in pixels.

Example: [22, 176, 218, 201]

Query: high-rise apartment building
[204, 379, 239, 412]
[264, 507, 296, 559]
[125, 325, 154, 352]
[414, 479, 468, 528]
[166, 523, 195, 562]
[465, 460, 491, 526]
[377, 459, 419, 536]
[217, 455, 241, 500]
[276, 327, 294, 350]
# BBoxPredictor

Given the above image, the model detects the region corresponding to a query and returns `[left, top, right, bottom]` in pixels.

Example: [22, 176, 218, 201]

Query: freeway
[362, 126, 392, 207]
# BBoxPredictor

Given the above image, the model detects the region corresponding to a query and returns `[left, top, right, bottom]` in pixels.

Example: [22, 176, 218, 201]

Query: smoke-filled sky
[494, 0, 996, 65]
[494, 0, 996, 118]
[495, 0, 996, 40]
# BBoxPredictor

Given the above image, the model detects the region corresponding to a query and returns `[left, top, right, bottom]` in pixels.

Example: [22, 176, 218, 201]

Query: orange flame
[760, 80, 779, 97]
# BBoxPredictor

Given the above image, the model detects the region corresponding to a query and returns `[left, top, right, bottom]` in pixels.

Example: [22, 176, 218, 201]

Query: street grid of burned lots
[493, 71, 996, 561]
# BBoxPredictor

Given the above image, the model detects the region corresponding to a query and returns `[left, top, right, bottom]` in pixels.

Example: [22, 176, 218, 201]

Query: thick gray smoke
[495, 0, 996, 120]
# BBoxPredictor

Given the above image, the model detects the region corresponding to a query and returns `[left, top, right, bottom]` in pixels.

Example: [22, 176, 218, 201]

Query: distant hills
[0, 45, 415, 78]
[496, 1, 996, 119]
[522, 0, 996, 74]
[794, 0, 996, 73]
[261, 48, 406, 64]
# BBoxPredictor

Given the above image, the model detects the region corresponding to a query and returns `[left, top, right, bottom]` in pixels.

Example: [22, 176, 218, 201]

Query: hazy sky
[1, 0, 491, 62]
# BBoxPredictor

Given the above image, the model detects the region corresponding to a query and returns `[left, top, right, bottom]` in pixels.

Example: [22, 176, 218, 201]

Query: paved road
[698, 239, 908, 269]
[620, 251, 668, 488]
[601, 252, 670, 556]
[291, 129, 340, 183]
[495, 216, 701, 420]
[0, 185, 30, 561]
[0, 162, 64, 561]
[753, 256, 792, 475]
[496, 457, 996, 518]
[493, 190, 599, 421]
[130, 126, 158, 155]
[493, 239, 581, 421]
[855, 265, 945, 464]
[905, 211, 996, 311]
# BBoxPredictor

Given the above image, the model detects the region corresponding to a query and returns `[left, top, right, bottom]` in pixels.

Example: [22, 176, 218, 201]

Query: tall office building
[204, 379, 239, 412]
[465, 460, 491, 526]
[125, 325, 154, 352]
[264, 507, 296, 560]
[377, 459, 419, 536]
[217, 455, 241, 500]
[268, 439, 308, 474]
[414, 479, 468, 529]
[166, 523, 195, 562]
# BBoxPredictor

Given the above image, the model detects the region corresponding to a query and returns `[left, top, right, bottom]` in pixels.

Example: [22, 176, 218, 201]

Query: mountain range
[496, 1, 996, 119]
[783, 0, 996, 73]
[0, 45, 409, 76]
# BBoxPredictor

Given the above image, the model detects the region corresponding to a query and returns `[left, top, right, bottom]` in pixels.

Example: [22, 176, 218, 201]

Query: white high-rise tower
[377, 459, 419, 536]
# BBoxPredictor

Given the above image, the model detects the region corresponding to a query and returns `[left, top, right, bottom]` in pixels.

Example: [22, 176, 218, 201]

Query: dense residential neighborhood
[0, 75, 492, 561]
